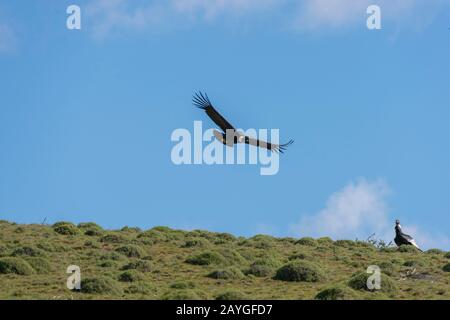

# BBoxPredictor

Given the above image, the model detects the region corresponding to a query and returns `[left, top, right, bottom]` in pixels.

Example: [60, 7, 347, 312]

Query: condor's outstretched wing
[243, 134, 294, 154]
[402, 233, 422, 252]
[193, 91, 235, 133]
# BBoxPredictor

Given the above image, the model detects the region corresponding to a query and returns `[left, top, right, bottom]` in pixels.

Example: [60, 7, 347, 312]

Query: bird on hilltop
[394, 220, 422, 252]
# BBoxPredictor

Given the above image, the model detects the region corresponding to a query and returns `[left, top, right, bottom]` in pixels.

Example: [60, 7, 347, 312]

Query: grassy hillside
[0, 220, 449, 300]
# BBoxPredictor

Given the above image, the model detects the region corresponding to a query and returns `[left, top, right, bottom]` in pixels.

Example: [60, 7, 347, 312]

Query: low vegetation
[0, 220, 449, 299]
[274, 261, 324, 282]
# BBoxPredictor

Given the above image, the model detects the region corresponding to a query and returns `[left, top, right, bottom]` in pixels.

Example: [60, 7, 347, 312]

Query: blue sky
[1, 1, 450, 249]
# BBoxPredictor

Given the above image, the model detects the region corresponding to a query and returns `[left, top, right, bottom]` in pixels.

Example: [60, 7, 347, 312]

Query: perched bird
[394, 220, 422, 251]
[193, 91, 294, 153]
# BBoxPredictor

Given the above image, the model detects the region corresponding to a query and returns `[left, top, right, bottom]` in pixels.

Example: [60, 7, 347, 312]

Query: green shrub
[80, 277, 122, 295]
[185, 251, 225, 266]
[84, 240, 99, 248]
[140, 227, 185, 242]
[100, 251, 126, 261]
[444, 252, 450, 259]
[315, 285, 360, 300]
[349, 261, 364, 268]
[217, 248, 247, 266]
[52, 221, 75, 228]
[288, 253, 308, 261]
[100, 233, 127, 243]
[14, 227, 25, 233]
[115, 245, 145, 258]
[403, 260, 424, 267]
[118, 270, 143, 282]
[348, 272, 397, 293]
[208, 267, 245, 280]
[85, 229, 103, 236]
[12, 246, 44, 257]
[0, 244, 8, 257]
[120, 226, 142, 233]
[251, 240, 273, 249]
[212, 239, 228, 245]
[53, 224, 80, 235]
[36, 242, 58, 252]
[99, 260, 117, 268]
[437, 288, 446, 296]
[296, 237, 317, 246]
[372, 261, 396, 277]
[278, 237, 297, 244]
[152, 226, 173, 232]
[216, 232, 236, 241]
[379, 247, 397, 253]
[397, 245, 420, 253]
[121, 260, 152, 273]
[213, 232, 236, 244]
[426, 249, 443, 255]
[442, 263, 450, 272]
[125, 282, 154, 294]
[317, 237, 334, 244]
[255, 255, 283, 268]
[274, 261, 324, 282]
[77, 222, 102, 230]
[216, 290, 249, 300]
[248, 235, 275, 249]
[246, 257, 282, 277]
[390, 258, 404, 265]
[235, 247, 259, 261]
[162, 290, 201, 300]
[250, 234, 275, 242]
[0, 257, 35, 275]
[334, 240, 356, 247]
[189, 229, 222, 241]
[136, 230, 168, 245]
[354, 241, 375, 249]
[182, 238, 210, 248]
[246, 264, 273, 277]
[25, 257, 51, 274]
[170, 281, 196, 289]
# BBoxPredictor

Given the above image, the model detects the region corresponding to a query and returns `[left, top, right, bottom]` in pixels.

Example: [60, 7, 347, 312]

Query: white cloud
[402, 225, 450, 251]
[291, 178, 391, 241]
[172, 0, 278, 19]
[85, 0, 168, 38]
[0, 24, 16, 53]
[294, 0, 419, 30]
[290, 178, 450, 250]
[295, 0, 369, 29]
[86, 0, 279, 38]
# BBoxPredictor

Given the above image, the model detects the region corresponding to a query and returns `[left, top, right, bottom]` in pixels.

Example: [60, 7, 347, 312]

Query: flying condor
[193, 91, 294, 154]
